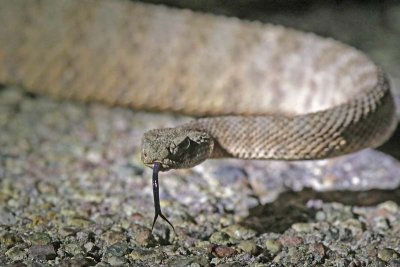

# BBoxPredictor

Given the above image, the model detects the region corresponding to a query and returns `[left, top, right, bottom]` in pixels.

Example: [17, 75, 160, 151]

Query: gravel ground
[1, 1, 400, 266]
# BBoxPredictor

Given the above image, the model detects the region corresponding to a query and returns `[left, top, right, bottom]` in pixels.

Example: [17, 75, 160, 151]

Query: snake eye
[170, 137, 191, 157]
[177, 137, 191, 151]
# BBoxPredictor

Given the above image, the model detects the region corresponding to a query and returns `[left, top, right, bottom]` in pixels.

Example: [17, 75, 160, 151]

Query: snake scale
[1, 0, 398, 229]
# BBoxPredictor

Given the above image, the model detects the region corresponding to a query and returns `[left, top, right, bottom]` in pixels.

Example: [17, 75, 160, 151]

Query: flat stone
[105, 255, 127, 266]
[29, 244, 57, 260]
[223, 224, 256, 240]
[129, 248, 164, 261]
[279, 236, 304, 247]
[165, 255, 209, 267]
[59, 257, 97, 267]
[291, 223, 314, 233]
[26, 232, 52, 245]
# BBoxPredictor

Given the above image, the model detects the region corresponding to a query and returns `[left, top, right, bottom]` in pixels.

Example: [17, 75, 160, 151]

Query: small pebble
[389, 259, 400, 267]
[67, 217, 93, 228]
[309, 242, 325, 258]
[29, 244, 57, 260]
[223, 224, 256, 240]
[59, 257, 97, 267]
[64, 243, 84, 256]
[5, 246, 27, 261]
[209, 231, 231, 245]
[315, 211, 326, 221]
[265, 239, 282, 254]
[106, 242, 128, 257]
[374, 216, 390, 230]
[165, 255, 209, 267]
[377, 201, 399, 213]
[101, 230, 126, 245]
[279, 236, 304, 247]
[0, 233, 23, 248]
[210, 245, 237, 258]
[129, 225, 154, 247]
[84, 242, 95, 252]
[106, 255, 127, 266]
[25, 232, 52, 245]
[378, 248, 400, 262]
[292, 222, 314, 233]
[288, 247, 303, 263]
[129, 248, 163, 261]
[237, 240, 259, 255]
[341, 218, 364, 236]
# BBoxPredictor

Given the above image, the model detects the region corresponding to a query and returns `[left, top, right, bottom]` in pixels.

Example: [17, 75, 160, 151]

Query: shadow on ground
[378, 123, 400, 160]
[241, 186, 400, 234]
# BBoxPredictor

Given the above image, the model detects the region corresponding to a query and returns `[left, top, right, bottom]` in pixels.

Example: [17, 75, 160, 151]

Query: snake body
[0, 0, 397, 171]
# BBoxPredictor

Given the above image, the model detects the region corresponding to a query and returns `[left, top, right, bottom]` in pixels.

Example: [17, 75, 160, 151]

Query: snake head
[141, 128, 214, 171]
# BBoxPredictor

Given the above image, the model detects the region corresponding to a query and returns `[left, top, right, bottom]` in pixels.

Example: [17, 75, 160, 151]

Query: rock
[105, 256, 127, 266]
[105, 242, 128, 257]
[129, 248, 163, 261]
[264, 239, 282, 254]
[315, 211, 326, 221]
[237, 240, 259, 255]
[348, 259, 362, 267]
[101, 231, 126, 245]
[378, 201, 399, 213]
[95, 261, 112, 267]
[67, 217, 93, 228]
[279, 236, 304, 247]
[209, 244, 236, 258]
[223, 224, 256, 240]
[165, 255, 209, 267]
[5, 246, 26, 261]
[209, 231, 231, 245]
[58, 226, 79, 237]
[76, 231, 92, 244]
[0, 233, 23, 248]
[374, 216, 390, 230]
[59, 256, 97, 267]
[0, 211, 17, 226]
[378, 248, 400, 262]
[128, 224, 155, 247]
[29, 244, 57, 260]
[389, 259, 400, 267]
[287, 247, 303, 263]
[340, 218, 364, 236]
[291, 223, 314, 233]
[64, 243, 84, 256]
[84, 242, 95, 252]
[26, 232, 52, 245]
[309, 242, 325, 259]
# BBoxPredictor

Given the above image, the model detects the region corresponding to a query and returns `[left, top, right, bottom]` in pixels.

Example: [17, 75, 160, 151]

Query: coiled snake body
[1, 0, 397, 228]
[1, 0, 397, 169]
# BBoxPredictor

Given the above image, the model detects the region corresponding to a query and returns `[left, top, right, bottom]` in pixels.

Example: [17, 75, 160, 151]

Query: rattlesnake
[1, 0, 397, 230]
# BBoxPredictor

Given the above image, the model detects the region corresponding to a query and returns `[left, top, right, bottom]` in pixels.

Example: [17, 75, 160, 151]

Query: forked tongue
[151, 162, 176, 234]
